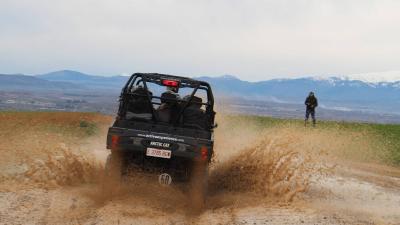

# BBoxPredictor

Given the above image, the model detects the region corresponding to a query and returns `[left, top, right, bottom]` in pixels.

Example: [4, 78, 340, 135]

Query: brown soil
[0, 112, 399, 225]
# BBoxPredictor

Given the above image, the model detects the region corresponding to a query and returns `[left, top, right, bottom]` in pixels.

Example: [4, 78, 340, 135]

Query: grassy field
[0, 111, 111, 137]
[1, 111, 399, 167]
[224, 114, 400, 167]
[0, 112, 112, 169]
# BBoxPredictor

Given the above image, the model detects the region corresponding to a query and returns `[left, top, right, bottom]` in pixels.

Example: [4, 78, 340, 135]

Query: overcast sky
[1, 0, 399, 81]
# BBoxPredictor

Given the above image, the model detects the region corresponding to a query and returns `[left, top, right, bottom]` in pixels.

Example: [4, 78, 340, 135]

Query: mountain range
[198, 75, 400, 113]
[1, 70, 399, 115]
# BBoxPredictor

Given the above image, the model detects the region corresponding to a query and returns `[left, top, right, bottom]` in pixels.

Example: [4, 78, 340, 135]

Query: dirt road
[0, 113, 399, 225]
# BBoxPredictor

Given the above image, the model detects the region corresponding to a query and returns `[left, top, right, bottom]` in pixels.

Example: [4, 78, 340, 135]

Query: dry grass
[0, 112, 112, 170]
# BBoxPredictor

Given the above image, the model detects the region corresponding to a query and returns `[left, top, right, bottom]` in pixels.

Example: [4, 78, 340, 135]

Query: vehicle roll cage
[117, 73, 216, 127]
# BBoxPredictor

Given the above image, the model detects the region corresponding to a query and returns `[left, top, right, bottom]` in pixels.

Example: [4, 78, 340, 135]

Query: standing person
[304, 92, 318, 126]
[157, 86, 181, 123]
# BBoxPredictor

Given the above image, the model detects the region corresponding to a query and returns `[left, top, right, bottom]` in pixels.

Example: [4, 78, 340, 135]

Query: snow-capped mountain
[198, 74, 400, 114]
[307, 75, 400, 88]
[344, 71, 400, 83]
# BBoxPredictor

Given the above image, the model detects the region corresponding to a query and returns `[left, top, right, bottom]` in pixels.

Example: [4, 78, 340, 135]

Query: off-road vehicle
[105, 73, 217, 202]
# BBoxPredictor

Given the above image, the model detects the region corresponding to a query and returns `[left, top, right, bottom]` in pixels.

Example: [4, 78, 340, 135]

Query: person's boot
[304, 119, 307, 127]
[312, 119, 316, 127]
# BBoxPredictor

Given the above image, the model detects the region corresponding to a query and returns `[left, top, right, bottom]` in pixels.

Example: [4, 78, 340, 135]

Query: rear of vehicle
[106, 73, 216, 184]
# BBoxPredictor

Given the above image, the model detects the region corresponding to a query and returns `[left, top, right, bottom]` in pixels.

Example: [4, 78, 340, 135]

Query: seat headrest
[161, 92, 177, 104]
[183, 95, 203, 107]
[132, 86, 152, 96]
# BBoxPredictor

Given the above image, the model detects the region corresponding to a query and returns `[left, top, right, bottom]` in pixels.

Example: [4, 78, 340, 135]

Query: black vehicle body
[106, 73, 216, 182]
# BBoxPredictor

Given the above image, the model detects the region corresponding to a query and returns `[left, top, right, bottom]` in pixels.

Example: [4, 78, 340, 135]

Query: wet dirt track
[0, 113, 400, 225]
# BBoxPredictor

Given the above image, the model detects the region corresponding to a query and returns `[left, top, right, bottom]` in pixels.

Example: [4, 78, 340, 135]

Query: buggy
[105, 73, 217, 203]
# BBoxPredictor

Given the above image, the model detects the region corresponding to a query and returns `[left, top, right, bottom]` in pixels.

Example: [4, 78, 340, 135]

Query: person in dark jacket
[182, 95, 207, 129]
[126, 86, 153, 121]
[304, 92, 318, 126]
[157, 92, 179, 123]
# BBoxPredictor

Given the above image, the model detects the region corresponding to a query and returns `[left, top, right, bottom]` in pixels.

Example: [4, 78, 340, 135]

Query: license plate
[146, 148, 172, 159]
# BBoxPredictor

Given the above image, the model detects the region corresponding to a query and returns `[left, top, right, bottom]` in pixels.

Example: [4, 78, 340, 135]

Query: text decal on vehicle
[149, 141, 171, 148]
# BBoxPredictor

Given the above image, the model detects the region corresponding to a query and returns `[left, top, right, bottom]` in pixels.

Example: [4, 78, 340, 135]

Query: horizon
[2, 68, 400, 122]
[2, 69, 400, 83]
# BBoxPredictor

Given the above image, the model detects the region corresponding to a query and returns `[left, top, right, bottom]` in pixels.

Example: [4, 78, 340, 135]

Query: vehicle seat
[157, 92, 179, 123]
[126, 86, 153, 120]
[182, 96, 207, 129]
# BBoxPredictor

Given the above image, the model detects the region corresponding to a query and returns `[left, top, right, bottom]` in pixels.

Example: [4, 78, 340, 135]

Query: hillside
[37, 70, 127, 90]
[0, 74, 84, 92]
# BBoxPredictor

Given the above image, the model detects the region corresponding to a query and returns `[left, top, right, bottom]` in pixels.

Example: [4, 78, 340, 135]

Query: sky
[1, 0, 400, 81]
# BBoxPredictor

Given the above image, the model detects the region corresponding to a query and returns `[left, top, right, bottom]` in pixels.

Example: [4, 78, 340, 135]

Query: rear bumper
[107, 127, 214, 162]
[109, 144, 200, 160]
[117, 150, 203, 182]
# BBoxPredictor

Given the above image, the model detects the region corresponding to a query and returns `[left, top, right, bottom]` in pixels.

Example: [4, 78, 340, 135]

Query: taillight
[162, 79, 179, 87]
[201, 146, 208, 161]
[111, 135, 120, 149]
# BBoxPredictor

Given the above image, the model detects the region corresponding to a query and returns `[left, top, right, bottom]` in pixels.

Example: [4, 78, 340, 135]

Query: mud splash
[209, 128, 331, 202]
[2, 113, 400, 224]
[2, 116, 332, 205]
[1, 145, 103, 189]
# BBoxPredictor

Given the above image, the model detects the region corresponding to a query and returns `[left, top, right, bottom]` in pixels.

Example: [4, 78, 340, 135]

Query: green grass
[368, 124, 400, 166]
[79, 120, 98, 136]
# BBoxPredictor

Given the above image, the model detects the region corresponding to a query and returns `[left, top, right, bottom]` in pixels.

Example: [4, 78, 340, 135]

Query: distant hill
[198, 75, 400, 100]
[1, 70, 399, 114]
[198, 75, 400, 114]
[37, 70, 97, 81]
[0, 74, 83, 92]
[36, 70, 128, 90]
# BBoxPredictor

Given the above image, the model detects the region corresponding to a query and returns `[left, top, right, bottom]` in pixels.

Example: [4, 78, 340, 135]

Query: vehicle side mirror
[212, 123, 218, 129]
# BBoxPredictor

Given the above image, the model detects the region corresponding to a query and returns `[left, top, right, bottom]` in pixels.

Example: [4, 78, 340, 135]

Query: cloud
[0, 0, 399, 80]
